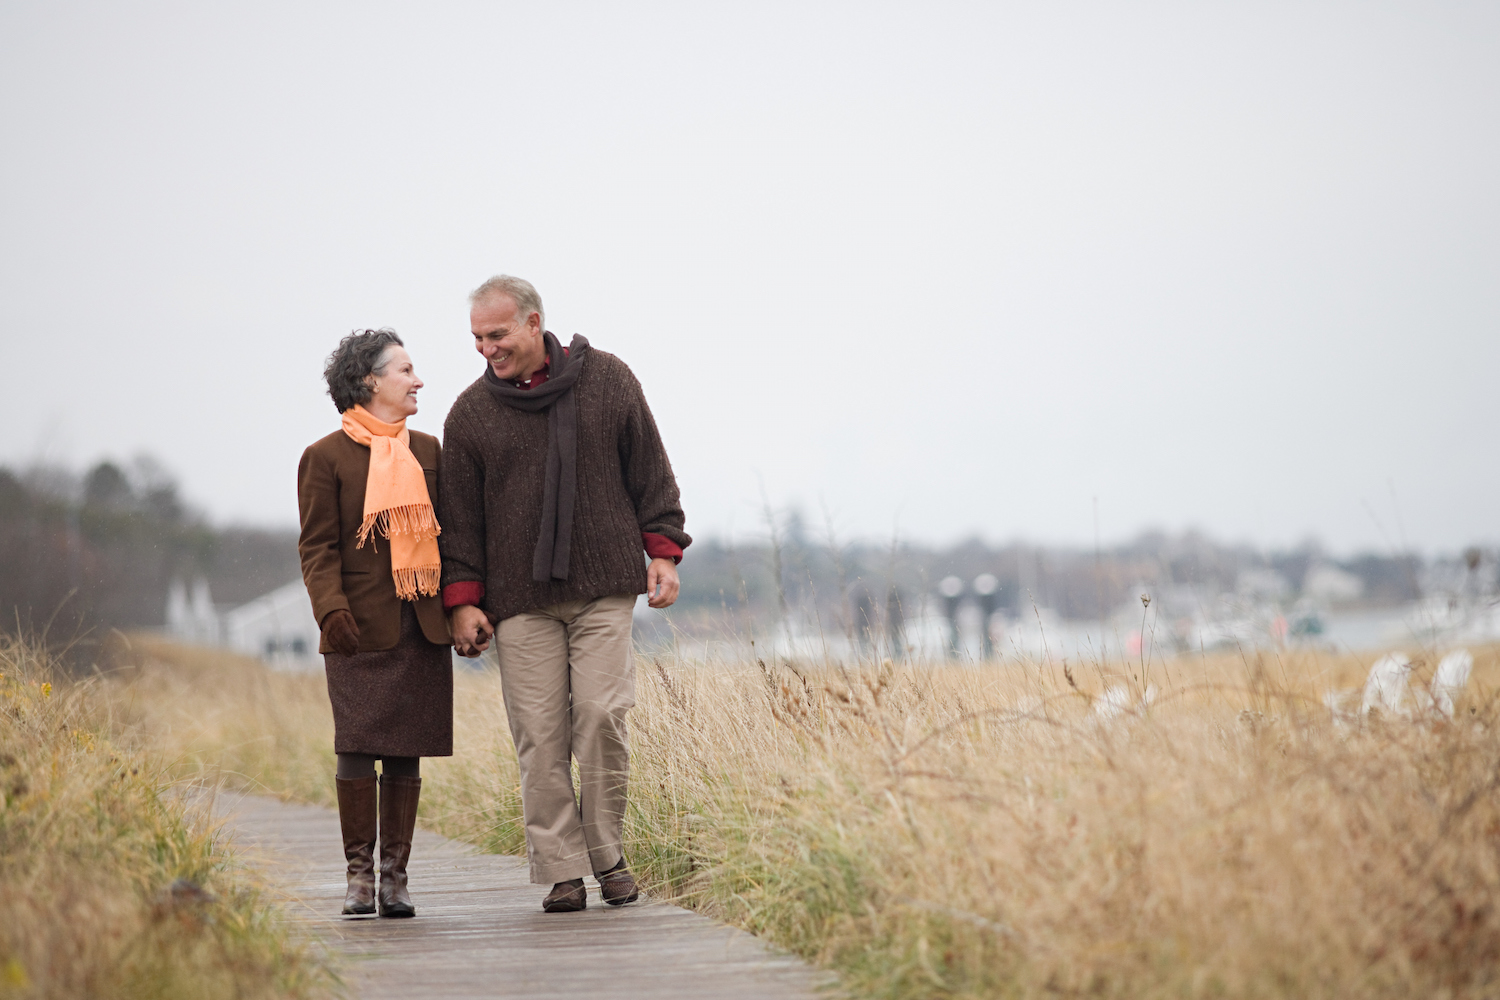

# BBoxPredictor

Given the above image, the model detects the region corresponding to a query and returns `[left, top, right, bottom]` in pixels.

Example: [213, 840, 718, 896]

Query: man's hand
[321, 609, 361, 657]
[450, 604, 494, 657]
[646, 557, 680, 609]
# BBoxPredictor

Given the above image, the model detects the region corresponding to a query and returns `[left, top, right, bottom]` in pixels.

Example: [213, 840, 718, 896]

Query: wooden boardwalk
[220, 794, 828, 999]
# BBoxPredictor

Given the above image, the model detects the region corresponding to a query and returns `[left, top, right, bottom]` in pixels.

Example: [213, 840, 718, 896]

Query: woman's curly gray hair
[323, 328, 404, 413]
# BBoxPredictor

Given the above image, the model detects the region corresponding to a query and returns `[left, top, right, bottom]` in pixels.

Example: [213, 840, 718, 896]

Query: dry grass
[0, 634, 335, 1000]
[113, 633, 1500, 999]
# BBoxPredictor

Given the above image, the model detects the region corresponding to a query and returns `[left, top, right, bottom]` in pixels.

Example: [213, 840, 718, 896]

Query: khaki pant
[495, 593, 636, 884]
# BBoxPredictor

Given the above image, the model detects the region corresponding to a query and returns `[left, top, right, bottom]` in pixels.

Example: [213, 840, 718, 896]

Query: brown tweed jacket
[297, 428, 452, 653]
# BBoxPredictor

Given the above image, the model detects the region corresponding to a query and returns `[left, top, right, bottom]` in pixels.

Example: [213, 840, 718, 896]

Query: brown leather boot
[335, 776, 378, 916]
[377, 774, 420, 918]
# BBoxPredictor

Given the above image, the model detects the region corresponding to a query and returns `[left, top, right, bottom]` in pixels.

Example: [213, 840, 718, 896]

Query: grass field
[106, 631, 1500, 999]
[0, 634, 334, 1000]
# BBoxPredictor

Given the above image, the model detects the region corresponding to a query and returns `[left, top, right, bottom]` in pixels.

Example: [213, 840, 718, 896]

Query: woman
[297, 328, 452, 918]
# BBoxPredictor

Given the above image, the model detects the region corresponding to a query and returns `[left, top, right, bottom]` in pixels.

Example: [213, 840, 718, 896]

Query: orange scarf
[340, 405, 442, 601]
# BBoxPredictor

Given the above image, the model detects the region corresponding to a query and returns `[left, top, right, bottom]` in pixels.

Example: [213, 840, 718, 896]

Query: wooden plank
[219, 794, 830, 999]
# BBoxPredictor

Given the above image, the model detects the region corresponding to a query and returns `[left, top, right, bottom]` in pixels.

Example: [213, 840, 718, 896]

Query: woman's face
[367, 346, 422, 419]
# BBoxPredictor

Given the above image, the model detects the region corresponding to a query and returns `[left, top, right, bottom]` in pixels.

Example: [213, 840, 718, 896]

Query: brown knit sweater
[438, 348, 690, 623]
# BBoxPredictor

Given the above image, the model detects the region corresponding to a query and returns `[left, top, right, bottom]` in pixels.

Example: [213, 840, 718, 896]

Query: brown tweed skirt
[324, 602, 454, 757]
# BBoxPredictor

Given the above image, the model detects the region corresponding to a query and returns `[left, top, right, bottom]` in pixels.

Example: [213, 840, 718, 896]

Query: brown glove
[321, 609, 361, 656]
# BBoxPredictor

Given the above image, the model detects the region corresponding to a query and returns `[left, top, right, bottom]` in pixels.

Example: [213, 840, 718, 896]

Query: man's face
[471, 293, 545, 381]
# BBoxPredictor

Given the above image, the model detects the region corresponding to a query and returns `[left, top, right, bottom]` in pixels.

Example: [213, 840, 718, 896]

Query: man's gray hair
[471, 275, 544, 330]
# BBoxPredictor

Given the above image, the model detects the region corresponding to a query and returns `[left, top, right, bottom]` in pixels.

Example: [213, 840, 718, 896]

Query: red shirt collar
[512, 346, 567, 390]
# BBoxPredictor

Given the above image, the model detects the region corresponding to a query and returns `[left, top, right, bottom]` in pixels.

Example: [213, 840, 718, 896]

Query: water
[640, 599, 1499, 667]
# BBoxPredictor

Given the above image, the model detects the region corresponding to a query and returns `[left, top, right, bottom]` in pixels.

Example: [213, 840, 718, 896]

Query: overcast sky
[3, 2, 1496, 554]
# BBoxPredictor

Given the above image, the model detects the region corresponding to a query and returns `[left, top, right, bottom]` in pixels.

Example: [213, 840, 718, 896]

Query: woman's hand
[322, 609, 361, 656]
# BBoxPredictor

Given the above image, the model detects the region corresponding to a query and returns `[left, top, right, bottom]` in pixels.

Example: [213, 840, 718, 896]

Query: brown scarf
[340, 405, 442, 600]
[484, 331, 590, 582]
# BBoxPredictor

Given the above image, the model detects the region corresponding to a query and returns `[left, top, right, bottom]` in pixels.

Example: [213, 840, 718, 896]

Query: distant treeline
[0, 458, 1467, 642]
[0, 459, 297, 640]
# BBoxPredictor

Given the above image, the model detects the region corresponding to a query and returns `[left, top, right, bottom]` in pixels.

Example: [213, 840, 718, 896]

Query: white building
[221, 579, 322, 671]
[1303, 563, 1365, 604]
[1236, 568, 1291, 601]
[167, 577, 482, 674]
[165, 577, 220, 645]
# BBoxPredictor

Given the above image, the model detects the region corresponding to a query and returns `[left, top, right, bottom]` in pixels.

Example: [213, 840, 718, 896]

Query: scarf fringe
[356, 503, 441, 549]
[392, 564, 442, 602]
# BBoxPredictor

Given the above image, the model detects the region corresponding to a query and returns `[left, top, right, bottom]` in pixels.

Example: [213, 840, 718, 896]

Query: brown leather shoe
[543, 878, 587, 913]
[596, 860, 640, 906]
[377, 774, 420, 918]
[336, 776, 378, 916]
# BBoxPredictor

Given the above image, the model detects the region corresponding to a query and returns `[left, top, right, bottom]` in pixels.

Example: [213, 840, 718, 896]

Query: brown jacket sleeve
[297, 442, 350, 628]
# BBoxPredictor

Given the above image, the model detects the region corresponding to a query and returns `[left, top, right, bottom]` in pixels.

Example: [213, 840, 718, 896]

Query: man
[439, 275, 689, 913]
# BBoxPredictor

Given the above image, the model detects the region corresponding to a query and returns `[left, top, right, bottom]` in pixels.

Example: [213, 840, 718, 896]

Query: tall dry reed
[118, 634, 1500, 999]
[0, 634, 334, 1000]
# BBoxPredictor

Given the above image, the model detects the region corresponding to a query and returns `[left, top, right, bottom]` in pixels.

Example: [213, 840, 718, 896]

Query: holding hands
[451, 605, 494, 658]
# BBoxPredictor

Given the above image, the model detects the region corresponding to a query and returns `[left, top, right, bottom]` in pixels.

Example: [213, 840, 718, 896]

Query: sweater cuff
[642, 532, 683, 564]
[442, 580, 485, 611]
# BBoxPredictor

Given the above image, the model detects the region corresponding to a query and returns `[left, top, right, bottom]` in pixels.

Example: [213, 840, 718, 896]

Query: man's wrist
[642, 532, 683, 564]
[442, 580, 485, 611]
